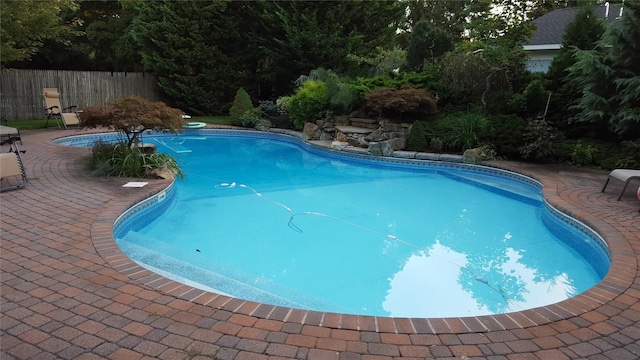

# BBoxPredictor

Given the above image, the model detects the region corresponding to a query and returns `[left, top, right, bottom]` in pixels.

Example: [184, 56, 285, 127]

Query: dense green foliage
[0, 0, 80, 65]
[407, 121, 428, 151]
[130, 1, 247, 115]
[567, 0, 640, 140]
[403, 20, 453, 72]
[257, 1, 404, 94]
[440, 43, 528, 106]
[89, 139, 183, 179]
[4, 0, 637, 169]
[288, 81, 330, 129]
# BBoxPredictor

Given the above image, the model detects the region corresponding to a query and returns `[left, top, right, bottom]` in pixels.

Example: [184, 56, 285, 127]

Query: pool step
[117, 233, 347, 312]
[439, 170, 542, 206]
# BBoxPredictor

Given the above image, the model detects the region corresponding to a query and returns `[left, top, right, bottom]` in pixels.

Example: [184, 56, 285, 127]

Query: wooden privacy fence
[1, 69, 161, 121]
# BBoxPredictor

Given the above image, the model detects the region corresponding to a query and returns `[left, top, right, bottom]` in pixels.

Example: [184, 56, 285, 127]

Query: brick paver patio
[1, 128, 639, 359]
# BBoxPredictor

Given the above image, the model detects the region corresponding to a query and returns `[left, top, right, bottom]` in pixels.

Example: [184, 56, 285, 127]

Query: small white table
[0, 125, 20, 145]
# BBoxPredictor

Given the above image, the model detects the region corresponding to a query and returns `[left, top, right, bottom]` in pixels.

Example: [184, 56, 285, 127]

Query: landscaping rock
[147, 167, 176, 180]
[416, 152, 440, 161]
[393, 150, 417, 159]
[369, 141, 393, 156]
[255, 119, 272, 131]
[302, 122, 320, 141]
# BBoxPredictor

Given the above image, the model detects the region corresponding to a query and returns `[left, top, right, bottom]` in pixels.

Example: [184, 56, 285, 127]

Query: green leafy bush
[239, 108, 263, 128]
[288, 81, 329, 129]
[276, 96, 291, 115]
[486, 114, 526, 159]
[329, 83, 359, 115]
[89, 140, 183, 179]
[354, 71, 440, 93]
[522, 79, 549, 114]
[229, 88, 254, 121]
[407, 121, 428, 151]
[437, 110, 489, 151]
[571, 141, 597, 166]
[258, 101, 279, 118]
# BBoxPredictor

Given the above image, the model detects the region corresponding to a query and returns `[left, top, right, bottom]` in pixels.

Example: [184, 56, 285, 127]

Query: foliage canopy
[0, 0, 80, 65]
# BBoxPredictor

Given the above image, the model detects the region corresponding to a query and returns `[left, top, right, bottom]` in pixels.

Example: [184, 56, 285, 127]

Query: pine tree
[229, 88, 254, 120]
[545, 6, 605, 137]
[568, 0, 640, 139]
[404, 21, 453, 72]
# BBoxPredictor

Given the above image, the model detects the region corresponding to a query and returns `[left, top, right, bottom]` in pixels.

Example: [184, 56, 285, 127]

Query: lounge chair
[601, 169, 640, 201]
[43, 88, 80, 128]
[0, 135, 27, 192]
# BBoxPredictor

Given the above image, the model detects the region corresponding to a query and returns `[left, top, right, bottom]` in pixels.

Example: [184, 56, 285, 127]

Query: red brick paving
[1, 128, 639, 359]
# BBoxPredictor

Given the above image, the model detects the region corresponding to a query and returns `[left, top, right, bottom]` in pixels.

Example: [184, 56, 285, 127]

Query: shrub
[81, 96, 184, 147]
[519, 117, 557, 160]
[88, 139, 183, 179]
[522, 79, 549, 115]
[430, 137, 444, 152]
[571, 141, 597, 166]
[229, 88, 254, 120]
[288, 81, 330, 129]
[486, 114, 526, 159]
[239, 107, 263, 128]
[354, 72, 440, 92]
[329, 83, 359, 115]
[437, 110, 489, 151]
[364, 84, 438, 119]
[276, 96, 292, 115]
[258, 100, 279, 118]
[407, 121, 428, 151]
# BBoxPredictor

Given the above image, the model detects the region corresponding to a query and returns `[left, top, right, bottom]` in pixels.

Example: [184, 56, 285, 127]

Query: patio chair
[601, 169, 640, 201]
[0, 135, 27, 192]
[43, 88, 80, 128]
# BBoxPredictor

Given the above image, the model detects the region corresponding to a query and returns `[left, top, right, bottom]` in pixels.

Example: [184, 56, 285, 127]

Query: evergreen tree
[545, 6, 605, 137]
[129, 0, 258, 115]
[568, 0, 640, 139]
[229, 88, 254, 120]
[547, 6, 605, 87]
[258, 0, 404, 95]
[404, 20, 453, 72]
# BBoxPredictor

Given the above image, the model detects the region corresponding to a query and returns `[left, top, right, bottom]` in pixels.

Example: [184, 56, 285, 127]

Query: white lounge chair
[601, 169, 640, 201]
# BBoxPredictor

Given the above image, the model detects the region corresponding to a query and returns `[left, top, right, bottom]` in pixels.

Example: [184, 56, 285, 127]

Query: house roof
[525, 5, 623, 48]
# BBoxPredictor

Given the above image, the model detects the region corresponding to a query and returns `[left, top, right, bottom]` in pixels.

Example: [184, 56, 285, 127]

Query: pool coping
[85, 128, 635, 334]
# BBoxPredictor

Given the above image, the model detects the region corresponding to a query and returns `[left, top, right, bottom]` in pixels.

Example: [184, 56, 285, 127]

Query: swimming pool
[56, 130, 610, 318]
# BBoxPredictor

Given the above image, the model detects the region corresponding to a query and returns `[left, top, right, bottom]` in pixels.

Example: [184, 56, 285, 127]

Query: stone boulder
[147, 167, 176, 180]
[255, 119, 272, 131]
[302, 122, 321, 141]
[368, 141, 394, 156]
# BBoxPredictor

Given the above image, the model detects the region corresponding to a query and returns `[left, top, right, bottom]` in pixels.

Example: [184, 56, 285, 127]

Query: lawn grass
[3, 116, 236, 130]
[2, 119, 50, 130]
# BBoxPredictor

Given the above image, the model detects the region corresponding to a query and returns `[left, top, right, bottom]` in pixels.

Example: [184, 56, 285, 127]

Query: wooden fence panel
[0, 69, 161, 121]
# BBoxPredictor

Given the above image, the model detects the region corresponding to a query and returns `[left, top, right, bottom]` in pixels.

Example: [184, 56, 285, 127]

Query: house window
[526, 59, 553, 73]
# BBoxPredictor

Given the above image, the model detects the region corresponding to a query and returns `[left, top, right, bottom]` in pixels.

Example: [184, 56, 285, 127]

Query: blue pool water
[57, 131, 610, 318]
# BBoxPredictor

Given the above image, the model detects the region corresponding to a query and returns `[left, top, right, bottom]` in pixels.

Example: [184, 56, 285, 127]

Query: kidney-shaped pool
[57, 130, 610, 318]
